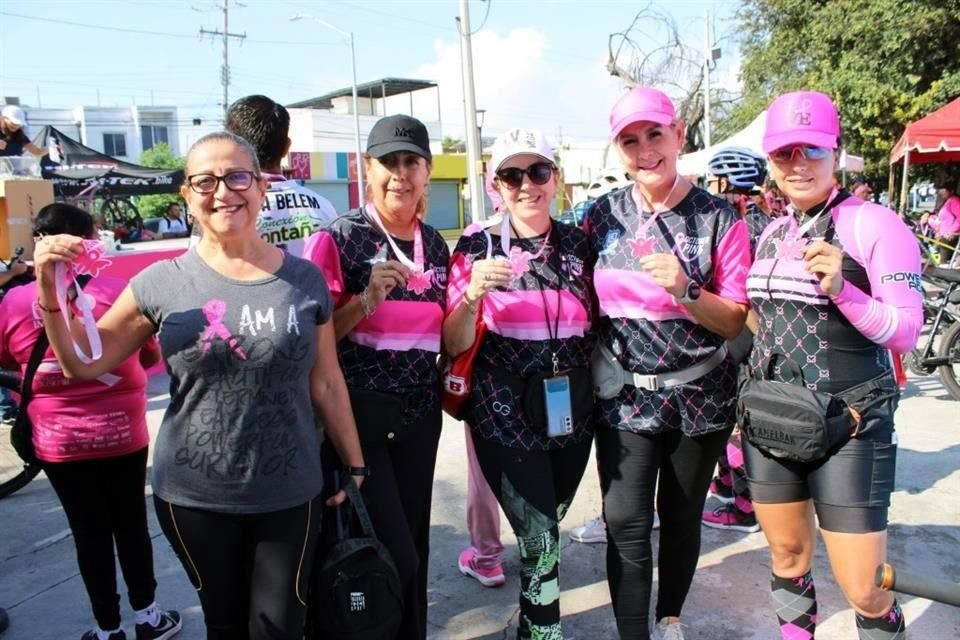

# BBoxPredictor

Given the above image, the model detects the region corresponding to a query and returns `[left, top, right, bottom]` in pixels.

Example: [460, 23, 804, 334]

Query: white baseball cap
[488, 128, 555, 173]
[2, 105, 26, 127]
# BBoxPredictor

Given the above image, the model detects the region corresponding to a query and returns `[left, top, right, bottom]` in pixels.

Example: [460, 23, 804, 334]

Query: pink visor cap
[609, 87, 676, 139]
[488, 128, 555, 173]
[762, 91, 840, 154]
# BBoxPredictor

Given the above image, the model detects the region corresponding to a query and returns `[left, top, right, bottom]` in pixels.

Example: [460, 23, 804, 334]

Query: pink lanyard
[365, 204, 434, 294]
[628, 175, 680, 258]
[53, 239, 111, 363]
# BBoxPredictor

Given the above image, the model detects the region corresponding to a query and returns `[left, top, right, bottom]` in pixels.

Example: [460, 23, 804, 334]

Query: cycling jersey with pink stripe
[585, 185, 751, 436]
[447, 221, 595, 450]
[0, 279, 149, 463]
[748, 194, 923, 393]
[303, 209, 448, 398]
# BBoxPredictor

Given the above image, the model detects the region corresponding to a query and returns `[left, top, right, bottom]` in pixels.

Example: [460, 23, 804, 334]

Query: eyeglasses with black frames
[185, 170, 261, 194]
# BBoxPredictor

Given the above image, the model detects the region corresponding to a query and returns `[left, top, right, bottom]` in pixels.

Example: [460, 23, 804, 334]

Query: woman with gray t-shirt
[32, 131, 366, 640]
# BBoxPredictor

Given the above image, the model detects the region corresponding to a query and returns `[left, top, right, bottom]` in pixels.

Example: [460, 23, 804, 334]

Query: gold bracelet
[462, 292, 480, 313]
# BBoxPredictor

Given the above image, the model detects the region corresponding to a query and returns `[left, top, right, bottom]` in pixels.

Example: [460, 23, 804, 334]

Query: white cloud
[412, 27, 625, 146]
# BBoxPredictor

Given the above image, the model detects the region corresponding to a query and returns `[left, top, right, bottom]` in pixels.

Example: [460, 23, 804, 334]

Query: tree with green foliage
[136, 143, 185, 220]
[732, 0, 960, 186]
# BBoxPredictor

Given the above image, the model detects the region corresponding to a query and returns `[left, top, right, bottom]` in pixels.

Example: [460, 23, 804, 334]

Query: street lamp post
[289, 14, 365, 207]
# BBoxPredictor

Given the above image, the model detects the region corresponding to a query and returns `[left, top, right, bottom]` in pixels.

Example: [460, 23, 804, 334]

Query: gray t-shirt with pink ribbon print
[131, 249, 331, 513]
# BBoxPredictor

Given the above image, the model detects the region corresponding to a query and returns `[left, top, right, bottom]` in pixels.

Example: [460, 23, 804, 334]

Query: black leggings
[154, 494, 322, 640]
[43, 447, 157, 631]
[597, 426, 731, 640]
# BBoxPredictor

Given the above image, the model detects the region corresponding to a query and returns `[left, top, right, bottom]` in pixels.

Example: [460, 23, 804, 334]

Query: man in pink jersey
[745, 90, 922, 640]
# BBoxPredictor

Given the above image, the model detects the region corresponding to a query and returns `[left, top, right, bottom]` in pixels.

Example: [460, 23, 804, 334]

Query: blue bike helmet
[708, 147, 767, 189]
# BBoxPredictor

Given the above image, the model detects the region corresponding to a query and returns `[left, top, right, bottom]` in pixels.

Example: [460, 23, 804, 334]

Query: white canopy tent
[677, 110, 864, 177]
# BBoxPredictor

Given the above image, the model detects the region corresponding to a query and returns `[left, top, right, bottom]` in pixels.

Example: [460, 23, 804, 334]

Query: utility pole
[458, 0, 485, 224]
[200, 0, 246, 122]
[703, 9, 712, 149]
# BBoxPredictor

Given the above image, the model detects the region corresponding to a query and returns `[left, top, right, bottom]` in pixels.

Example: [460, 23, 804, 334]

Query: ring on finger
[484, 273, 491, 282]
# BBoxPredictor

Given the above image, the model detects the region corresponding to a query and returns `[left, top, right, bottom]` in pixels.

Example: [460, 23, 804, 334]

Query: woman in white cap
[744, 90, 922, 640]
[303, 114, 448, 640]
[584, 87, 751, 640]
[0, 105, 45, 157]
[443, 128, 596, 639]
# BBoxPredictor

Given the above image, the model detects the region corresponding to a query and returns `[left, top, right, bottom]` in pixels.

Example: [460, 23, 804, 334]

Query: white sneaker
[570, 513, 659, 544]
[569, 517, 606, 543]
[653, 618, 687, 640]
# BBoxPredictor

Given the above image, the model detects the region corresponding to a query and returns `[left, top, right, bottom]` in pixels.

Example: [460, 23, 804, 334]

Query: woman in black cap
[304, 114, 448, 639]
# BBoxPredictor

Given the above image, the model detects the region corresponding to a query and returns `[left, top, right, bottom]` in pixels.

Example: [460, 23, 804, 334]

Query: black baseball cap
[366, 114, 432, 162]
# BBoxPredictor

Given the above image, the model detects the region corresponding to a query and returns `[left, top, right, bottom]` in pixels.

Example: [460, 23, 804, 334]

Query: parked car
[557, 200, 593, 226]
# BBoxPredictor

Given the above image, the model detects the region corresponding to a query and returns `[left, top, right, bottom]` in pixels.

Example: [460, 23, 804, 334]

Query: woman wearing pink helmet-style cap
[743, 90, 923, 640]
[585, 87, 751, 640]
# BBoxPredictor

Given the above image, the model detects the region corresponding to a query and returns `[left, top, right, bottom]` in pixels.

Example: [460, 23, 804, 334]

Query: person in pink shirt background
[0, 203, 180, 640]
[920, 182, 959, 265]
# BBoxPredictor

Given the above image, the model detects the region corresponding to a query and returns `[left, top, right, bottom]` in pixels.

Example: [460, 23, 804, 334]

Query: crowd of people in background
[0, 84, 932, 640]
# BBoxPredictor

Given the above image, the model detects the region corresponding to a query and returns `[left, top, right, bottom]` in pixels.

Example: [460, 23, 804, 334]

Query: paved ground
[1, 371, 958, 639]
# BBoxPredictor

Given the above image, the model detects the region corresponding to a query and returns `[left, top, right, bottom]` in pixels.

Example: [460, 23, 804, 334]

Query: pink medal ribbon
[774, 187, 840, 260]
[497, 214, 548, 283]
[53, 239, 113, 363]
[629, 174, 680, 258]
[366, 204, 434, 295]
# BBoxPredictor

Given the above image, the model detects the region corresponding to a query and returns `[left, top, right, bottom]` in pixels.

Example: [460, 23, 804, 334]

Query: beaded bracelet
[359, 289, 375, 317]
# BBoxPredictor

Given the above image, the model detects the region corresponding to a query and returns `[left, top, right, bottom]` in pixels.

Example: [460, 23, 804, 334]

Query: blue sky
[0, 0, 740, 143]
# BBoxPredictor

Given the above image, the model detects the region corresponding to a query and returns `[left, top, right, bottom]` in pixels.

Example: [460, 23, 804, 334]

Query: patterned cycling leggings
[472, 434, 592, 640]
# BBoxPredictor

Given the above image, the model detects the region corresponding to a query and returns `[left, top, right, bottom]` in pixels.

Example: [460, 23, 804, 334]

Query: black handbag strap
[20, 274, 93, 408]
[333, 470, 379, 542]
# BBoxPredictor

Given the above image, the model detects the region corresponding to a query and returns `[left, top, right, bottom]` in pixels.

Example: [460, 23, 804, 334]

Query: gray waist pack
[591, 342, 729, 400]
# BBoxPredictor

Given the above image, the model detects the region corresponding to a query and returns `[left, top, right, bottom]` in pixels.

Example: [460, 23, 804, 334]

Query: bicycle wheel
[938, 321, 960, 402]
[100, 197, 142, 231]
[0, 371, 41, 499]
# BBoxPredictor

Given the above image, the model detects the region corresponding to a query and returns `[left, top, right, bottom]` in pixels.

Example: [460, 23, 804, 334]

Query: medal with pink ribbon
[774, 187, 841, 260]
[629, 174, 680, 258]
[496, 214, 548, 283]
[366, 204, 435, 295]
[54, 239, 112, 363]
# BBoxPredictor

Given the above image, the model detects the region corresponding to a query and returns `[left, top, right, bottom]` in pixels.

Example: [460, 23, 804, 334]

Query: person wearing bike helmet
[746, 90, 923, 640]
[709, 147, 772, 255]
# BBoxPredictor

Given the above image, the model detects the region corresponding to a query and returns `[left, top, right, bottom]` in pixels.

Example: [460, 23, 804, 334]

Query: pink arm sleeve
[712, 218, 751, 303]
[830, 208, 924, 354]
[301, 231, 346, 306]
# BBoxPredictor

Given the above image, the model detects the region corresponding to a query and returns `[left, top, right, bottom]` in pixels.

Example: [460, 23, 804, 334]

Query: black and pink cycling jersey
[747, 194, 923, 393]
[447, 220, 595, 450]
[585, 185, 751, 436]
[303, 209, 449, 398]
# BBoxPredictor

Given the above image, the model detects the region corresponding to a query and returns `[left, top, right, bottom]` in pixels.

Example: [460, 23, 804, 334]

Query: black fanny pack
[480, 366, 594, 435]
[738, 357, 898, 463]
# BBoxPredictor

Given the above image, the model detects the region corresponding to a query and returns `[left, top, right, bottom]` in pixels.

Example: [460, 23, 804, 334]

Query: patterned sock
[771, 571, 817, 640]
[855, 600, 906, 640]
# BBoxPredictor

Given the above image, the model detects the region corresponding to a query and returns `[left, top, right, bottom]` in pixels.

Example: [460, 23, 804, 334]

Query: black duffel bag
[305, 472, 403, 640]
[738, 355, 897, 463]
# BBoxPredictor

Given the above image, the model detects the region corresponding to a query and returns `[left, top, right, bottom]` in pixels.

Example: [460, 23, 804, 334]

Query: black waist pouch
[738, 357, 898, 463]
[482, 366, 594, 434]
[347, 388, 417, 447]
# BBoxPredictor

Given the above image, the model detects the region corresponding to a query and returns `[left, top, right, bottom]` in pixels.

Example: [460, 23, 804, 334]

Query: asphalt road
[1, 371, 957, 639]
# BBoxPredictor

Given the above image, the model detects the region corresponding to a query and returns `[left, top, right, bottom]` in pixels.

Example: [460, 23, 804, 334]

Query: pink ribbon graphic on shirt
[200, 299, 247, 359]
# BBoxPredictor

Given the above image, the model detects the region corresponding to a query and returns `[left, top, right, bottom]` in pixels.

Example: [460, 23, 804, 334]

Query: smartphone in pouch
[543, 375, 574, 437]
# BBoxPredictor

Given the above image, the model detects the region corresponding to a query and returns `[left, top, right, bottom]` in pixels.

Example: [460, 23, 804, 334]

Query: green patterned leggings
[473, 436, 593, 640]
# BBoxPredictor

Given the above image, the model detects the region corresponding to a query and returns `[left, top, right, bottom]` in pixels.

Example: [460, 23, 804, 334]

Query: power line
[198, 1, 247, 120]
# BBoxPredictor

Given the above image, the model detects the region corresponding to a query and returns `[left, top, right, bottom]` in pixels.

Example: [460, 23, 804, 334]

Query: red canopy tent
[890, 97, 960, 165]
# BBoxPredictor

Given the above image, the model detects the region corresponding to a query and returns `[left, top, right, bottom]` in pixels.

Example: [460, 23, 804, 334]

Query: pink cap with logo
[609, 87, 676, 139]
[488, 128, 555, 174]
[762, 91, 840, 153]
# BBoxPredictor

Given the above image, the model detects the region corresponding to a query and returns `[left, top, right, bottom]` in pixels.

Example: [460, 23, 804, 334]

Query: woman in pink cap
[584, 87, 751, 640]
[444, 128, 596, 639]
[743, 90, 923, 640]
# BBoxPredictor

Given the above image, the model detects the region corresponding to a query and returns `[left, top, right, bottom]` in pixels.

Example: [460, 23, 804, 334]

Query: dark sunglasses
[770, 145, 833, 163]
[186, 170, 260, 194]
[495, 162, 556, 189]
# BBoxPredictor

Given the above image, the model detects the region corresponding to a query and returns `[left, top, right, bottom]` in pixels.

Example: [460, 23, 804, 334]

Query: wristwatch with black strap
[345, 466, 370, 478]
